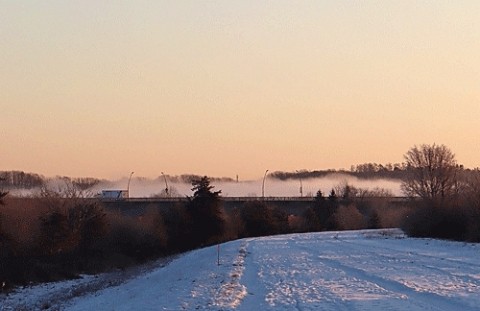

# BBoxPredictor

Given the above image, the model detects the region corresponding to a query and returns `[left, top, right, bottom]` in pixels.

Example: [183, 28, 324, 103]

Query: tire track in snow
[305, 238, 475, 310]
[348, 235, 480, 270]
[333, 237, 480, 299]
[211, 241, 248, 309]
[248, 237, 353, 311]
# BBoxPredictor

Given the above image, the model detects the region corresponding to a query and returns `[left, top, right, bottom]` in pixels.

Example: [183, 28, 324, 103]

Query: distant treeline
[2, 163, 480, 191]
[271, 163, 407, 180]
[271, 162, 479, 181]
[0, 171, 237, 191]
[0, 171, 45, 189]
[157, 174, 235, 184]
[0, 171, 103, 190]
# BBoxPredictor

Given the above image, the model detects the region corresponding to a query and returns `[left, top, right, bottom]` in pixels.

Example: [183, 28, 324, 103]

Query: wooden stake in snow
[217, 244, 220, 266]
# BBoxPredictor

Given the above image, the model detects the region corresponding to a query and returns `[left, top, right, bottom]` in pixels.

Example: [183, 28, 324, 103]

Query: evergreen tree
[328, 189, 337, 202]
[314, 189, 338, 231]
[315, 190, 325, 203]
[187, 176, 225, 246]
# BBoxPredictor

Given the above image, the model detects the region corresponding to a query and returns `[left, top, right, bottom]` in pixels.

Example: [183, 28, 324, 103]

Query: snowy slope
[3, 229, 480, 310]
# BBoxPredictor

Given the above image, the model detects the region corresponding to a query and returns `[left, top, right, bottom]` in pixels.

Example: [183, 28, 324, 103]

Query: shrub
[162, 203, 193, 252]
[93, 207, 168, 263]
[239, 201, 288, 238]
[39, 209, 71, 255]
[38, 199, 107, 256]
[334, 205, 367, 230]
[301, 207, 321, 232]
[402, 204, 471, 241]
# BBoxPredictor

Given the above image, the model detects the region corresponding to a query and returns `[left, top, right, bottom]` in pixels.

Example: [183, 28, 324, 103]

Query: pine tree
[187, 176, 225, 246]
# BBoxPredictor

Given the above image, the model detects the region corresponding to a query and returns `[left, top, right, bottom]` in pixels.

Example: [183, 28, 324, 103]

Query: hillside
[2, 229, 479, 310]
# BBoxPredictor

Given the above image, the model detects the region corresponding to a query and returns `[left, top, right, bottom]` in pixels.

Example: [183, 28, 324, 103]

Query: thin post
[127, 171, 134, 198]
[296, 170, 303, 197]
[161, 172, 169, 197]
[262, 169, 269, 199]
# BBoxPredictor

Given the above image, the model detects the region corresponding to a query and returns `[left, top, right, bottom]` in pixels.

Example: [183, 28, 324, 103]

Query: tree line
[2, 156, 479, 195]
[0, 171, 104, 191]
[270, 161, 477, 183]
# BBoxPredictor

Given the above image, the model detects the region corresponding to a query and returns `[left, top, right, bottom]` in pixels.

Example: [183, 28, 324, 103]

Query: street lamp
[161, 172, 169, 197]
[296, 170, 303, 197]
[262, 169, 269, 199]
[127, 171, 134, 198]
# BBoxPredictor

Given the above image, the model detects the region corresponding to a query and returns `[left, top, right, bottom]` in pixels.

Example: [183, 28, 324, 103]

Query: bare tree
[401, 144, 458, 201]
[38, 180, 106, 255]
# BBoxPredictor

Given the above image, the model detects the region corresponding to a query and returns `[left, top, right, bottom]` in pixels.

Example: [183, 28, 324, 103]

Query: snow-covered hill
[2, 229, 480, 310]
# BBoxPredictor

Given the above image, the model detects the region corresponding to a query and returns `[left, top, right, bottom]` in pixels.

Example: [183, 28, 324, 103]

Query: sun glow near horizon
[1, 1, 479, 180]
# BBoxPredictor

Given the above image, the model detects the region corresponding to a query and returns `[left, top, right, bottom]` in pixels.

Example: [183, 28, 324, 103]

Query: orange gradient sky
[1, 1, 480, 180]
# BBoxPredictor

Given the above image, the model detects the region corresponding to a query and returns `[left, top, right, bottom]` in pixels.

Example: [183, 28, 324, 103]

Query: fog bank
[94, 174, 402, 198]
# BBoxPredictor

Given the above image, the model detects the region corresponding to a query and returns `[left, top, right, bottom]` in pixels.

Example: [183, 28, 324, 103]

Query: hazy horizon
[6, 172, 402, 198]
[2, 2, 479, 180]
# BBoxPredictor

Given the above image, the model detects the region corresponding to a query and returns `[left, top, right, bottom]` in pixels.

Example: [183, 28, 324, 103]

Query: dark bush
[39, 200, 107, 256]
[301, 207, 321, 232]
[239, 201, 288, 238]
[162, 204, 193, 252]
[93, 208, 168, 264]
[402, 204, 471, 241]
[334, 205, 367, 231]
[314, 201, 337, 231]
[39, 210, 71, 255]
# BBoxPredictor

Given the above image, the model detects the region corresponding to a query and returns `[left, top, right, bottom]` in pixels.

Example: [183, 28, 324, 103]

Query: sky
[1, 1, 479, 180]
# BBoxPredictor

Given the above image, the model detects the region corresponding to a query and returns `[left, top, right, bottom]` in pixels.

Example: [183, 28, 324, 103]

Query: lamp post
[127, 171, 134, 198]
[296, 170, 303, 197]
[262, 169, 269, 199]
[161, 172, 169, 197]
